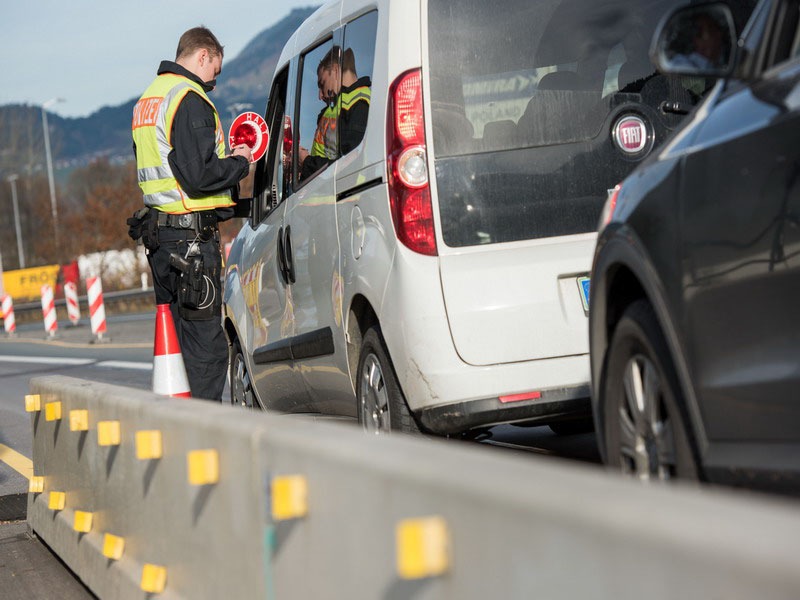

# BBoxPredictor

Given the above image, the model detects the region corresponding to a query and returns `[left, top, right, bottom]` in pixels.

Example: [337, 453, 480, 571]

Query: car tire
[357, 326, 420, 434]
[601, 300, 698, 481]
[230, 337, 257, 409]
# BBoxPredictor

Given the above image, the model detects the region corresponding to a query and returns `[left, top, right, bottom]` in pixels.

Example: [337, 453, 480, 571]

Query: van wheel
[357, 326, 419, 434]
[230, 338, 256, 409]
[602, 300, 697, 481]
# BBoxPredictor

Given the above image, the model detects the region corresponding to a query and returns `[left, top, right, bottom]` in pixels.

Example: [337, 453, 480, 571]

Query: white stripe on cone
[40, 285, 58, 336]
[86, 276, 107, 338]
[1, 294, 15, 335]
[65, 281, 80, 325]
[152, 354, 191, 396]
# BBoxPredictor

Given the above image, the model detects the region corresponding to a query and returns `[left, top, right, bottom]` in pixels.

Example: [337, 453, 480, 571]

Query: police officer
[131, 26, 252, 400]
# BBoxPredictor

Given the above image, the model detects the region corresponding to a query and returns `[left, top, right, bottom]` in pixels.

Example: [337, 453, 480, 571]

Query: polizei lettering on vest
[132, 97, 164, 129]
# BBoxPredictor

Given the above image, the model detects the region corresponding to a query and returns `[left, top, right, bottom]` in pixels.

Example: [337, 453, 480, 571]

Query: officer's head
[317, 46, 358, 105]
[176, 26, 225, 86]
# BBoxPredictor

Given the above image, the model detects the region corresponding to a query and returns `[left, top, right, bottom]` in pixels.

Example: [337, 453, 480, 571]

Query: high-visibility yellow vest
[132, 73, 234, 214]
[310, 84, 371, 160]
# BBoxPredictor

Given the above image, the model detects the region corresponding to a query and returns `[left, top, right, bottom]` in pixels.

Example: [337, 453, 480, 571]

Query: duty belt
[156, 212, 201, 229]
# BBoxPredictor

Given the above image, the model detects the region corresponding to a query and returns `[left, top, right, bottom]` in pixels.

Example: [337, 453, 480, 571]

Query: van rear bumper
[416, 384, 591, 435]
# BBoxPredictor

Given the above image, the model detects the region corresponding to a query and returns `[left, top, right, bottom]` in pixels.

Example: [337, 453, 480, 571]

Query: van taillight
[387, 69, 437, 256]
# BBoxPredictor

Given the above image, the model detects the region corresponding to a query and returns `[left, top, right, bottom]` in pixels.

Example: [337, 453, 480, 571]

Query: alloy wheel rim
[360, 353, 391, 434]
[233, 353, 254, 408]
[618, 353, 677, 481]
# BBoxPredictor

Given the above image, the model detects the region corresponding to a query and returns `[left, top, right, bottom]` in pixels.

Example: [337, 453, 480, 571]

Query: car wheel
[357, 326, 419, 434]
[230, 338, 256, 409]
[602, 300, 697, 481]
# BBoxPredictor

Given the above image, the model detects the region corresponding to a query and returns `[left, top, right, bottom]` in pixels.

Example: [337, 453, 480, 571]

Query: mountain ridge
[0, 6, 317, 172]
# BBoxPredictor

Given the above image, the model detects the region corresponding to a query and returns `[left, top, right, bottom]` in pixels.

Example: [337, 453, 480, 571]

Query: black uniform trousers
[147, 226, 227, 401]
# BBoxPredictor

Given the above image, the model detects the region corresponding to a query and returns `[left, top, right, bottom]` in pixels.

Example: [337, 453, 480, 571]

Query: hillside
[0, 6, 317, 173]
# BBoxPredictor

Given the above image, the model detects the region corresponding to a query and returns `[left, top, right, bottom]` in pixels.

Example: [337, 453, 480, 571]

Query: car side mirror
[651, 2, 737, 78]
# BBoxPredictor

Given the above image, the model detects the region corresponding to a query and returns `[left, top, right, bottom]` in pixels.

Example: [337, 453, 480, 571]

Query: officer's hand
[231, 144, 253, 162]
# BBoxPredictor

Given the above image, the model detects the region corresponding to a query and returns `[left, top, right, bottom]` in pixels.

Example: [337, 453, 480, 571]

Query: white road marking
[0, 356, 151, 370]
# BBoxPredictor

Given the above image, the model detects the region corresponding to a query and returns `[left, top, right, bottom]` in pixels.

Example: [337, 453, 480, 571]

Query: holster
[127, 207, 159, 250]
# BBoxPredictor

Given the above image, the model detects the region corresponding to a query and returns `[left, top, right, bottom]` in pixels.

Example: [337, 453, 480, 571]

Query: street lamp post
[7, 175, 25, 269]
[42, 97, 64, 255]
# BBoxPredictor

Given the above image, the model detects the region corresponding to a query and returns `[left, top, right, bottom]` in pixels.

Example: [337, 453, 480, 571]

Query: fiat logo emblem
[613, 115, 648, 154]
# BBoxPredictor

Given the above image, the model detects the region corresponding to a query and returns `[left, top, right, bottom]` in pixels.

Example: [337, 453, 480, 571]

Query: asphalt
[2, 313, 154, 348]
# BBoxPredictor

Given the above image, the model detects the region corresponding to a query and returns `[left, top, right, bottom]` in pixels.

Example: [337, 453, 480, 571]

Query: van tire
[230, 337, 257, 409]
[357, 326, 420, 434]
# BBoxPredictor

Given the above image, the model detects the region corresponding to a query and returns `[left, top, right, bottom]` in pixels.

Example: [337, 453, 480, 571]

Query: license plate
[577, 276, 590, 313]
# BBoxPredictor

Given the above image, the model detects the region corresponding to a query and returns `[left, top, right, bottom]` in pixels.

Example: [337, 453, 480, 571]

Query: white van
[224, 0, 694, 434]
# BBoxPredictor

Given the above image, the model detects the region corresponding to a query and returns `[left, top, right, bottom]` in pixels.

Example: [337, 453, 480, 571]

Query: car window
[766, 0, 800, 67]
[254, 67, 289, 224]
[428, 0, 699, 249]
[428, 0, 689, 158]
[340, 11, 377, 154]
[297, 38, 336, 183]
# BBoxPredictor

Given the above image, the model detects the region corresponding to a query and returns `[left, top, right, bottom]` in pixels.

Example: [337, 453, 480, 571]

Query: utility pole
[7, 175, 25, 269]
[42, 98, 64, 256]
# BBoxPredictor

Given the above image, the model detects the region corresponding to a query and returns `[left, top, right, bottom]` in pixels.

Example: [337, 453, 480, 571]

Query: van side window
[339, 11, 377, 154]
[295, 13, 377, 184]
[297, 38, 336, 182]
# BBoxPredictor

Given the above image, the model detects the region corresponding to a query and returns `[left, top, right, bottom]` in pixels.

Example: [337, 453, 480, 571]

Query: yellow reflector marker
[24, 394, 41, 412]
[73, 510, 93, 533]
[272, 475, 308, 521]
[396, 516, 450, 580]
[97, 421, 121, 446]
[44, 402, 62, 421]
[69, 409, 89, 432]
[135, 430, 163, 460]
[29, 476, 44, 494]
[48, 491, 66, 511]
[141, 563, 167, 594]
[187, 449, 219, 485]
[103, 533, 125, 560]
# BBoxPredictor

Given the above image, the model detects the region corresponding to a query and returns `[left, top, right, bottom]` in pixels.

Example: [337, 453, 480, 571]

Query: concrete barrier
[27, 376, 800, 599]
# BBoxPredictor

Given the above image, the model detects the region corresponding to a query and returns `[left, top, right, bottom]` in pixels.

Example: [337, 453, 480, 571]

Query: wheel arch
[345, 294, 379, 390]
[592, 231, 704, 468]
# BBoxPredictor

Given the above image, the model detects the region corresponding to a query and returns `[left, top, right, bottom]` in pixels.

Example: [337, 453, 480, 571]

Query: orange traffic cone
[152, 304, 191, 398]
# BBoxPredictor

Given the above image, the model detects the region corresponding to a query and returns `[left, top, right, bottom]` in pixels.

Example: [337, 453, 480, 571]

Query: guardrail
[11, 288, 155, 325]
[26, 376, 800, 599]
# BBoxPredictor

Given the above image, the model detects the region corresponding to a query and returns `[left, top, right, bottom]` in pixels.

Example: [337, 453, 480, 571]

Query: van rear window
[428, 0, 686, 247]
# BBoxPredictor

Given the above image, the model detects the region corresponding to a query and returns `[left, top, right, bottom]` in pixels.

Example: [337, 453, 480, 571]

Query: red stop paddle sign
[228, 112, 269, 163]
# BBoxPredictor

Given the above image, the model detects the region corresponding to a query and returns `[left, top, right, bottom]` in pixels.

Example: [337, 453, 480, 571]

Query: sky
[0, 0, 317, 119]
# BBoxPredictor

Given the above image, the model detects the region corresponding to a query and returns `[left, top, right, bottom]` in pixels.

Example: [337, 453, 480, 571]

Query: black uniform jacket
[133, 61, 249, 203]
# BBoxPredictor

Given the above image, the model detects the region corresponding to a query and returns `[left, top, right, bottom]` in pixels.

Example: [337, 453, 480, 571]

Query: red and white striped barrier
[1, 294, 16, 337]
[86, 276, 107, 342]
[40, 284, 58, 338]
[64, 281, 80, 326]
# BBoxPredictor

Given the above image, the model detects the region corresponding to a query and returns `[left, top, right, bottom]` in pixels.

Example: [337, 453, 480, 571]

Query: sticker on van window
[612, 115, 648, 155]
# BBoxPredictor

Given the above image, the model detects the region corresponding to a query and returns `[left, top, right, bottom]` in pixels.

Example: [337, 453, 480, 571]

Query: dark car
[589, 0, 799, 492]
